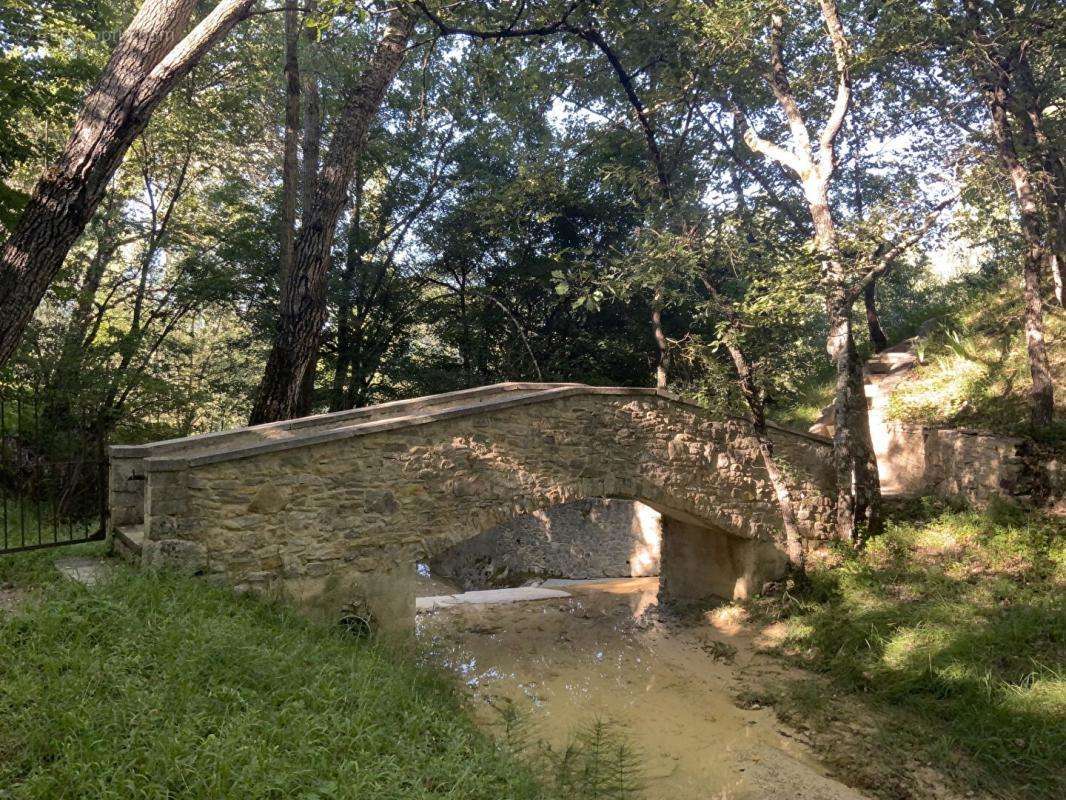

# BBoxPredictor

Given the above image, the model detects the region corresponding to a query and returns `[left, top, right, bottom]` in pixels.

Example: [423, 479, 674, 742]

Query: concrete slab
[54, 557, 112, 587]
[416, 586, 570, 612]
[541, 577, 636, 588]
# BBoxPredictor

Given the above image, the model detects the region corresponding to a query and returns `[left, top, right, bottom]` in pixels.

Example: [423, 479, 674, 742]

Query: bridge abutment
[658, 516, 788, 604]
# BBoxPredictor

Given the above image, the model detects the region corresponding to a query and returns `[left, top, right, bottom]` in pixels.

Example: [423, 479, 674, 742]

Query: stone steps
[867, 349, 916, 369]
[808, 338, 922, 439]
[112, 524, 144, 564]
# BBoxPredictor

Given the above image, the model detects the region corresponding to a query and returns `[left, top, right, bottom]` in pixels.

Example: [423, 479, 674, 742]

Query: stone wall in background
[429, 499, 662, 591]
[877, 422, 1065, 510]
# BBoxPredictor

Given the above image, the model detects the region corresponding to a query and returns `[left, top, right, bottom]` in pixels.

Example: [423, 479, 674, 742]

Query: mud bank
[416, 577, 870, 800]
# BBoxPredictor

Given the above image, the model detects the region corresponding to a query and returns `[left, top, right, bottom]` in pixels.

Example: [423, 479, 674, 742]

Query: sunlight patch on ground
[705, 602, 749, 636]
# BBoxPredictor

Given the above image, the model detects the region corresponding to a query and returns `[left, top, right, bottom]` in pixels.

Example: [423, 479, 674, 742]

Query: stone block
[143, 538, 208, 575]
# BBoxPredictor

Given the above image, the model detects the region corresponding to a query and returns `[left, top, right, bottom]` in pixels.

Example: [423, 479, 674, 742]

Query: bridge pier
[658, 516, 788, 604]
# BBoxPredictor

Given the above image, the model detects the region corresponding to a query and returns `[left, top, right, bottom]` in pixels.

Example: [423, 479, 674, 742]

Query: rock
[54, 557, 112, 587]
[916, 317, 942, 337]
[142, 538, 208, 575]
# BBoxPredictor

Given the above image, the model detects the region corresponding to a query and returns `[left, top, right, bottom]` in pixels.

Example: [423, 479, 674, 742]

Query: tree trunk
[300, 27, 322, 220]
[852, 138, 889, 353]
[963, 0, 1055, 428]
[459, 275, 472, 388]
[279, 2, 302, 286]
[807, 177, 882, 543]
[42, 236, 116, 429]
[652, 288, 669, 389]
[989, 80, 1055, 427]
[1009, 16, 1065, 306]
[863, 280, 889, 353]
[721, 336, 805, 571]
[0, 0, 254, 368]
[249, 6, 415, 424]
[294, 350, 318, 417]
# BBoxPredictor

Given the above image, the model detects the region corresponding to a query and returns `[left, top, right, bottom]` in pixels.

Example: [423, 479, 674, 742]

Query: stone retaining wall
[877, 422, 1065, 509]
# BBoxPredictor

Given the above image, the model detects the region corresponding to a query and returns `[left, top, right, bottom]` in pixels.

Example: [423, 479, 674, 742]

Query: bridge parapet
[112, 384, 836, 624]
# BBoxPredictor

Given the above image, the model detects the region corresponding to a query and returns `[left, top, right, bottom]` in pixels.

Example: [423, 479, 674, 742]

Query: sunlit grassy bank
[750, 499, 1065, 800]
[0, 548, 548, 800]
[888, 291, 1065, 440]
[772, 283, 1066, 439]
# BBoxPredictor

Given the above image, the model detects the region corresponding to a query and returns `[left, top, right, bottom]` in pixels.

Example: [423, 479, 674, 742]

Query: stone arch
[421, 487, 790, 612]
[426, 497, 665, 591]
[110, 384, 835, 625]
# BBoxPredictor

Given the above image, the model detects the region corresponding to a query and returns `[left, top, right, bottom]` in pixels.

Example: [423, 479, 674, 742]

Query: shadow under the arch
[411, 495, 790, 627]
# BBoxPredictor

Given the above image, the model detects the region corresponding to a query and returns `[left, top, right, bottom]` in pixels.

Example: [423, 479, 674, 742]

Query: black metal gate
[0, 387, 108, 555]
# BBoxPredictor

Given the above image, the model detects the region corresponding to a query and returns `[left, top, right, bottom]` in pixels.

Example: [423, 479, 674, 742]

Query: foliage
[494, 701, 645, 800]
[0, 0, 121, 229]
[2, 0, 1056, 447]
[0, 553, 550, 800]
[747, 498, 1066, 800]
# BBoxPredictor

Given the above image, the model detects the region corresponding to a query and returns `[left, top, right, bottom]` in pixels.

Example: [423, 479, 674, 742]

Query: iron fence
[0, 386, 108, 554]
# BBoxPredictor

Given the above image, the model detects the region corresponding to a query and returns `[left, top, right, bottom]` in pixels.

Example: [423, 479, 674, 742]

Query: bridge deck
[111, 383, 583, 463]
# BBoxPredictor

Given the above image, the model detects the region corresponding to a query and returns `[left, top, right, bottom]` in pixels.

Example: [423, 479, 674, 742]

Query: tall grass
[0, 555, 549, 800]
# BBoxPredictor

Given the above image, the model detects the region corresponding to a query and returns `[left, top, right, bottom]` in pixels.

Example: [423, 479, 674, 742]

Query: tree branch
[766, 14, 813, 165]
[815, 0, 852, 175]
[413, 0, 583, 40]
[846, 195, 956, 302]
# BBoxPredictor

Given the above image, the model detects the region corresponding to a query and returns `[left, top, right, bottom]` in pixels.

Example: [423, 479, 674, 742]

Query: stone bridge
[109, 383, 836, 623]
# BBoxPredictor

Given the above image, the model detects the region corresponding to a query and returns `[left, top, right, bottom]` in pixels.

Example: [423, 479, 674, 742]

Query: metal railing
[0, 387, 107, 555]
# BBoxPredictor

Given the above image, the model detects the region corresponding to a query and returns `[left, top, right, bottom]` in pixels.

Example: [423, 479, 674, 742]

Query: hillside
[775, 283, 1065, 442]
[887, 289, 1065, 440]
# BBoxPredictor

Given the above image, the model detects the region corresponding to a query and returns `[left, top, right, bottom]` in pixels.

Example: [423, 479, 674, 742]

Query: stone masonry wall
[136, 390, 836, 618]
[877, 422, 1065, 509]
[429, 499, 663, 591]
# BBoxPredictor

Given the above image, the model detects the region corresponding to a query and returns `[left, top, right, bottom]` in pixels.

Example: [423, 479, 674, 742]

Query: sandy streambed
[416, 577, 870, 800]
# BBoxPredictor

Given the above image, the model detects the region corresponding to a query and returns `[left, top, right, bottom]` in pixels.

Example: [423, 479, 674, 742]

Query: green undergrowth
[747, 498, 1066, 800]
[888, 290, 1065, 441]
[0, 548, 550, 800]
[773, 368, 837, 430]
[495, 704, 644, 800]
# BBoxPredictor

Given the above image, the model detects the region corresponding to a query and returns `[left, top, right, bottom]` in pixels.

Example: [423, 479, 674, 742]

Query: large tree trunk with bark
[807, 177, 882, 543]
[962, 0, 1056, 427]
[279, 3, 302, 286]
[250, 6, 416, 424]
[0, 0, 254, 368]
[1000, 137, 1057, 427]
[827, 307, 882, 541]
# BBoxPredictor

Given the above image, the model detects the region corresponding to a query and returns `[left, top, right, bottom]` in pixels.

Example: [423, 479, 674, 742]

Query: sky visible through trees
[0, 0, 1062, 542]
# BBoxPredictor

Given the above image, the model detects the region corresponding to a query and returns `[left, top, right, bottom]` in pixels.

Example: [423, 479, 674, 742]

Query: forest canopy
[0, 0, 1062, 542]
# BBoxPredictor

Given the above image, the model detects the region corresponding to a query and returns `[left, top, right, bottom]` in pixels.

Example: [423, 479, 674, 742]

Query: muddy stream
[416, 577, 870, 800]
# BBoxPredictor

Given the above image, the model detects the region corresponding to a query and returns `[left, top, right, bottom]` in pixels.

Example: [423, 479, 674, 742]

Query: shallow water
[416, 577, 870, 800]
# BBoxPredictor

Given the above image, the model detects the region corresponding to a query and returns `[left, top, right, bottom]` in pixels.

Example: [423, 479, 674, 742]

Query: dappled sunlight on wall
[628, 501, 662, 577]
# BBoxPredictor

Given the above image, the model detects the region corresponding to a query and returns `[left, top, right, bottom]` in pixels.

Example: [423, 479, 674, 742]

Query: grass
[747, 499, 1066, 800]
[773, 367, 837, 430]
[770, 281, 1065, 439]
[888, 290, 1065, 441]
[0, 547, 550, 800]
